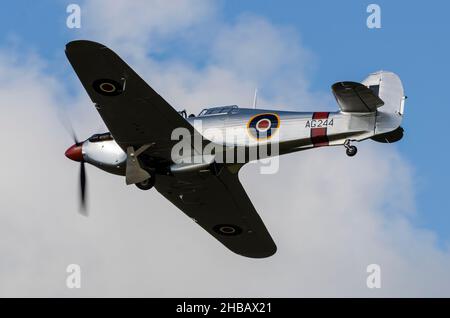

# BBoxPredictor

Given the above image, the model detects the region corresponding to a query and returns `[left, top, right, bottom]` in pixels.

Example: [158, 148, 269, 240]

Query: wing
[65, 40, 194, 161]
[332, 81, 384, 113]
[155, 165, 277, 258]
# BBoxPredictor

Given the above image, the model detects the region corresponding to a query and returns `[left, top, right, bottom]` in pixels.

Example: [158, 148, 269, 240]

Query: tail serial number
[305, 118, 334, 128]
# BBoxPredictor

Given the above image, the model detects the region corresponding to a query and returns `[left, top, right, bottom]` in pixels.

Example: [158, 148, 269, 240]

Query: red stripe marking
[312, 112, 329, 120]
[311, 112, 330, 147]
[311, 128, 328, 147]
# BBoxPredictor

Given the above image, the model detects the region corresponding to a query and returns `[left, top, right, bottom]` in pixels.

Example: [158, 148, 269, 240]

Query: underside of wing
[65, 40, 194, 161]
[154, 165, 277, 258]
[332, 81, 384, 113]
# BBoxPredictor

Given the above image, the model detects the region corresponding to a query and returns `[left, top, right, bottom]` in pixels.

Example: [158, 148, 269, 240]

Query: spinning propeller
[64, 125, 88, 216]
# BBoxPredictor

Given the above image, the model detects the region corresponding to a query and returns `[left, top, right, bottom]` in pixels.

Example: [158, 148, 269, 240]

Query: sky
[0, 0, 449, 297]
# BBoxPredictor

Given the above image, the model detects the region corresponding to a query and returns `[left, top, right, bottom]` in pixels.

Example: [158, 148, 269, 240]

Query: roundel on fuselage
[247, 113, 280, 140]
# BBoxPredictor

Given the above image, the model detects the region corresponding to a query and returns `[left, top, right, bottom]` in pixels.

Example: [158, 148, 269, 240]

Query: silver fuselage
[80, 107, 377, 176]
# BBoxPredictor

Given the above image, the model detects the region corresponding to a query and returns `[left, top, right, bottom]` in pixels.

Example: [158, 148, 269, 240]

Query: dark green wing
[155, 165, 277, 258]
[65, 40, 194, 161]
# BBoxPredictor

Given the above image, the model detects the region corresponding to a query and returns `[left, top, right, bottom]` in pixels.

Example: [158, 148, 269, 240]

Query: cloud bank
[0, 0, 449, 297]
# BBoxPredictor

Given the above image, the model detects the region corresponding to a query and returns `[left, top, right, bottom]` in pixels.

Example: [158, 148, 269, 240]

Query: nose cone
[65, 144, 83, 162]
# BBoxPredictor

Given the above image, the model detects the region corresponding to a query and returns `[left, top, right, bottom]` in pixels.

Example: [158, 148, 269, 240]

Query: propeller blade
[57, 109, 80, 145]
[68, 122, 80, 145]
[79, 161, 88, 216]
[59, 109, 89, 215]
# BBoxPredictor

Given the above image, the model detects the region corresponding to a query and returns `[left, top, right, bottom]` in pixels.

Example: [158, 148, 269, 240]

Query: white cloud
[83, 0, 216, 58]
[0, 0, 449, 297]
[82, 0, 331, 113]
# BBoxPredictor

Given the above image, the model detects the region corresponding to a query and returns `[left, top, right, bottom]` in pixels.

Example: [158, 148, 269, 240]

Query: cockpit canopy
[88, 132, 113, 143]
[198, 105, 239, 117]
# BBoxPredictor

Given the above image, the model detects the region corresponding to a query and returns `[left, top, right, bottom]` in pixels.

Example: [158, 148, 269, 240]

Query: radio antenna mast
[253, 88, 258, 109]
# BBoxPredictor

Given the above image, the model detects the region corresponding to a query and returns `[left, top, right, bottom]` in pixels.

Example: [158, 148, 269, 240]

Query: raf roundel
[256, 119, 271, 132]
[92, 79, 123, 96]
[247, 113, 280, 140]
[213, 224, 243, 236]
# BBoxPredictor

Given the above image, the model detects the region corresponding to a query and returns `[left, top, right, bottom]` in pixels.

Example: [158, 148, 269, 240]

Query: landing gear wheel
[135, 176, 155, 190]
[346, 145, 358, 157]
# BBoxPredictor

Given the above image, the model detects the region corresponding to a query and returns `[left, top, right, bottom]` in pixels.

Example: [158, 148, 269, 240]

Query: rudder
[362, 71, 406, 136]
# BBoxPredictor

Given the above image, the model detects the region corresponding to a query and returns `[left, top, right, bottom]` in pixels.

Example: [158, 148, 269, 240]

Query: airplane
[64, 40, 406, 258]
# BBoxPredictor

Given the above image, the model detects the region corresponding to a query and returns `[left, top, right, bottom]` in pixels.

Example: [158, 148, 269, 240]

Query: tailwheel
[346, 145, 358, 157]
[344, 140, 358, 157]
[135, 175, 155, 190]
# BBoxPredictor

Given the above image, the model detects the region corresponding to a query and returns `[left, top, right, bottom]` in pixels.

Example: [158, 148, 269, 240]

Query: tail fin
[363, 71, 406, 137]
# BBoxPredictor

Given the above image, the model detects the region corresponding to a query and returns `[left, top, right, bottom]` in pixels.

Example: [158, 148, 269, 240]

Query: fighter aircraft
[64, 40, 406, 258]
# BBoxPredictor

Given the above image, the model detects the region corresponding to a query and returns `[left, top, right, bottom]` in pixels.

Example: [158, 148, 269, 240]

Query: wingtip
[238, 243, 278, 259]
[65, 40, 106, 51]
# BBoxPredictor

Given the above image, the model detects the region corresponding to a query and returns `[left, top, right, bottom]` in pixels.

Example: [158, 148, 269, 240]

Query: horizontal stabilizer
[332, 81, 384, 113]
[371, 126, 404, 143]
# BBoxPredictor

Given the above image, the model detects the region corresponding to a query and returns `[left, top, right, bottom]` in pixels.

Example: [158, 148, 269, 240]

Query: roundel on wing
[213, 224, 243, 236]
[92, 79, 123, 96]
[247, 113, 280, 140]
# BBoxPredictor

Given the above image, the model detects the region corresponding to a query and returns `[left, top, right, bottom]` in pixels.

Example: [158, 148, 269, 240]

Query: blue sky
[2, 0, 450, 297]
[0, 0, 448, 244]
[229, 0, 450, 244]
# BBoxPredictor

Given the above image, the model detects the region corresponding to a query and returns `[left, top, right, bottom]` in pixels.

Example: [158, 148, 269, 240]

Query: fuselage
[76, 106, 377, 176]
[188, 107, 376, 153]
